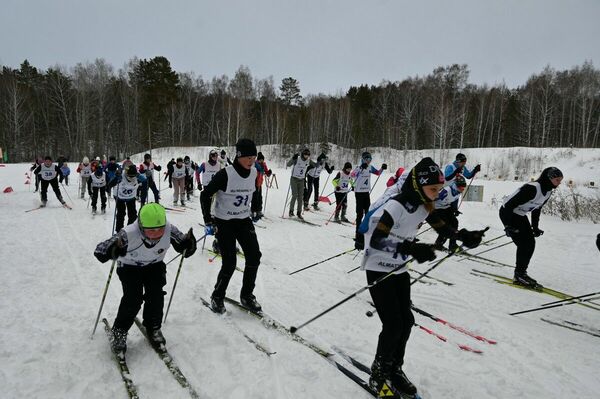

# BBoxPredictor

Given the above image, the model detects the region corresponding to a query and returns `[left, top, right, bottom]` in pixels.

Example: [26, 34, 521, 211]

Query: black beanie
[144, 153, 151, 160]
[235, 138, 257, 157]
[257, 152, 265, 161]
[414, 157, 444, 187]
[126, 165, 137, 177]
[456, 153, 467, 162]
[343, 162, 352, 170]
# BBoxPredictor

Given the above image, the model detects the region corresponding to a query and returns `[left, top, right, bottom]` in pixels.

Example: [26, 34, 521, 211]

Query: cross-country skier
[218, 149, 233, 167]
[331, 162, 354, 223]
[105, 156, 121, 186]
[59, 162, 70, 186]
[444, 153, 480, 184]
[196, 149, 222, 192]
[432, 174, 467, 252]
[94, 203, 197, 353]
[90, 168, 107, 214]
[351, 152, 387, 249]
[499, 167, 563, 287]
[360, 157, 485, 399]
[200, 138, 263, 314]
[165, 158, 175, 188]
[251, 152, 271, 221]
[167, 157, 189, 206]
[286, 148, 315, 219]
[303, 152, 334, 211]
[107, 164, 147, 233]
[139, 153, 162, 204]
[33, 156, 67, 208]
[30, 157, 42, 192]
[183, 156, 194, 201]
[77, 156, 93, 199]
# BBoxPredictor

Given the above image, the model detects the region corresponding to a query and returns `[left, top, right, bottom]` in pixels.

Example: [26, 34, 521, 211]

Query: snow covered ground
[1, 147, 599, 399]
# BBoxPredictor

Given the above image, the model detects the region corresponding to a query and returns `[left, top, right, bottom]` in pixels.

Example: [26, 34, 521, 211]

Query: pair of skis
[102, 318, 200, 399]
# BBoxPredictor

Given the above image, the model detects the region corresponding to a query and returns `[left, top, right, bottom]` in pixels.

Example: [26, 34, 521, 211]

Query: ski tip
[289, 326, 298, 334]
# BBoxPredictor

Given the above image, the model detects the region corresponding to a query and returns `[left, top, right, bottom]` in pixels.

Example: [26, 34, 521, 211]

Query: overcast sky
[1, 0, 599, 95]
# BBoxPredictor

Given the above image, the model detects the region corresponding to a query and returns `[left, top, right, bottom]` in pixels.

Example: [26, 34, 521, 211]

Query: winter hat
[126, 165, 137, 177]
[235, 138, 257, 158]
[109, 155, 116, 161]
[184, 155, 190, 162]
[144, 153, 151, 160]
[220, 149, 226, 156]
[83, 156, 90, 164]
[401, 157, 444, 205]
[454, 174, 467, 188]
[537, 166, 563, 190]
[44, 155, 52, 161]
[456, 153, 467, 162]
[317, 153, 327, 163]
[95, 156, 101, 161]
[139, 203, 167, 229]
[209, 149, 219, 157]
[301, 148, 311, 156]
[362, 152, 372, 160]
[343, 162, 352, 170]
[94, 168, 103, 177]
[176, 157, 183, 163]
[257, 152, 265, 161]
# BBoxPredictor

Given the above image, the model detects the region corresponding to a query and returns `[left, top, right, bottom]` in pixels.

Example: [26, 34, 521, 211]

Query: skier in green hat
[94, 203, 197, 354]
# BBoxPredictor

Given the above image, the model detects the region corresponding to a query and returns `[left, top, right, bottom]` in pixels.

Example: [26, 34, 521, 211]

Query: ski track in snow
[1, 151, 599, 399]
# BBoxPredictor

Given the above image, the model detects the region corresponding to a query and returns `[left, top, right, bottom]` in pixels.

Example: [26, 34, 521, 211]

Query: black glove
[292, 154, 299, 160]
[360, 163, 368, 170]
[532, 226, 544, 237]
[453, 210, 462, 216]
[398, 241, 436, 263]
[266, 170, 272, 177]
[381, 163, 388, 170]
[473, 164, 481, 174]
[183, 228, 197, 258]
[169, 183, 172, 188]
[94, 239, 125, 263]
[198, 182, 203, 191]
[596, 233, 600, 252]
[456, 228, 485, 248]
[335, 186, 341, 191]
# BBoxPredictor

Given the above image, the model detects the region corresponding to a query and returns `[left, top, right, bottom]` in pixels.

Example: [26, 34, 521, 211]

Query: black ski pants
[355, 192, 371, 232]
[40, 178, 64, 203]
[499, 206, 535, 274]
[212, 217, 262, 299]
[91, 186, 107, 210]
[114, 262, 167, 332]
[303, 175, 320, 205]
[334, 192, 348, 216]
[251, 185, 263, 213]
[432, 208, 459, 248]
[367, 270, 414, 367]
[115, 199, 137, 233]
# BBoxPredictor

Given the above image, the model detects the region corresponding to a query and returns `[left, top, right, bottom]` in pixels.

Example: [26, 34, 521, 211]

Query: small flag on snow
[3, 187, 14, 193]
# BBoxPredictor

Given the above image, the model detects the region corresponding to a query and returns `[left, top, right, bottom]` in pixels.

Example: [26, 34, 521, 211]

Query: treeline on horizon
[0, 57, 599, 162]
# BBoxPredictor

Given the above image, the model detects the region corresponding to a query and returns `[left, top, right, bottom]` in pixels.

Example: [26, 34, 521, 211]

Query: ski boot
[297, 213, 305, 220]
[513, 271, 541, 289]
[240, 294, 262, 313]
[369, 357, 403, 398]
[312, 201, 320, 211]
[289, 210, 294, 217]
[40, 200, 47, 208]
[391, 363, 418, 397]
[110, 326, 128, 354]
[210, 296, 226, 314]
[101, 206, 106, 214]
[173, 200, 178, 206]
[341, 210, 350, 223]
[148, 327, 166, 347]
[334, 214, 341, 223]
[303, 203, 310, 212]
[180, 199, 186, 206]
[92, 207, 97, 214]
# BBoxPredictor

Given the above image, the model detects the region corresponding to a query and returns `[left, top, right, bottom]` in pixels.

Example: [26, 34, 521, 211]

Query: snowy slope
[1, 150, 599, 399]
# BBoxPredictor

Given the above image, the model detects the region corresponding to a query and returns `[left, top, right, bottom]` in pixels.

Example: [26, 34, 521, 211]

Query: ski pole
[541, 291, 600, 307]
[290, 258, 413, 333]
[416, 225, 432, 237]
[325, 191, 350, 225]
[263, 180, 270, 213]
[319, 172, 332, 200]
[164, 249, 187, 323]
[60, 182, 75, 206]
[409, 246, 464, 286]
[281, 181, 292, 218]
[369, 173, 383, 195]
[273, 173, 279, 189]
[456, 240, 511, 262]
[458, 174, 476, 209]
[510, 295, 600, 316]
[111, 199, 118, 234]
[165, 234, 207, 266]
[91, 258, 117, 338]
[289, 248, 356, 275]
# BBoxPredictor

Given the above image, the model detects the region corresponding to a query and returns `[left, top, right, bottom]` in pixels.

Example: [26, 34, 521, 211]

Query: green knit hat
[138, 203, 166, 229]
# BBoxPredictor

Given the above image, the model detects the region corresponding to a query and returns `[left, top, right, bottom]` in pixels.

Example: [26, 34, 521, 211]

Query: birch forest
[1, 57, 599, 162]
